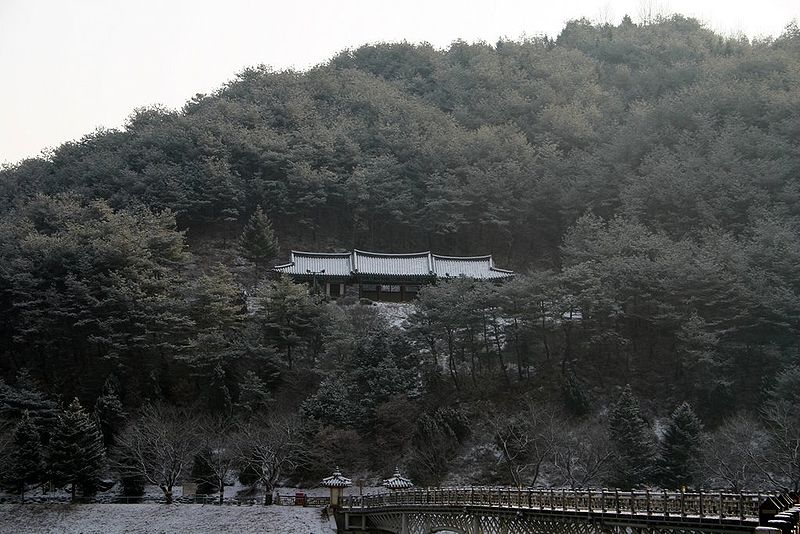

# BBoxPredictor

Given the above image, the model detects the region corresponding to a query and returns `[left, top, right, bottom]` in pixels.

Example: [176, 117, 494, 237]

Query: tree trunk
[161, 485, 173, 504]
[264, 488, 273, 505]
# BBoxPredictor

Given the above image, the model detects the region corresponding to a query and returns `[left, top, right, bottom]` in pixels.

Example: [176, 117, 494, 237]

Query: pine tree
[94, 378, 125, 446]
[0, 370, 59, 433]
[239, 205, 279, 271]
[49, 398, 106, 501]
[206, 364, 232, 414]
[657, 402, 704, 489]
[237, 370, 272, 412]
[561, 366, 590, 416]
[3, 411, 44, 501]
[606, 385, 656, 489]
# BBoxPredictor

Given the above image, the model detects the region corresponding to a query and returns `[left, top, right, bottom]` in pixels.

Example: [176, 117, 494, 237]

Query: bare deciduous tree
[195, 415, 238, 504]
[551, 419, 613, 489]
[113, 404, 200, 503]
[234, 413, 307, 505]
[751, 402, 800, 492]
[701, 413, 768, 491]
[491, 403, 559, 487]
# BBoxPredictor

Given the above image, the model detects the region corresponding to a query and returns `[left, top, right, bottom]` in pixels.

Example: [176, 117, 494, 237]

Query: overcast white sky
[1, 0, 798, 164]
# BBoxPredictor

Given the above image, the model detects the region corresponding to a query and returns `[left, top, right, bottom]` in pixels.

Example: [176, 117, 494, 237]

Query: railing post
[699, 489, 704, 518]
[562, 489, 566, 511]
[739, 492, 745, 521]
[630, 490, 635, 514]
[680, 488, 685, 518]
[601, 489, 606, 513]
[663, 490, 669, 518]
[646, 489, 651, 517]
[550, 489, 555, 511]
[615, 489, 620, 514]
[719, 491, 724, 522]
[470, 486, 474, 506]
[527, 488, 532, 508]
[588, 489, 593, 513]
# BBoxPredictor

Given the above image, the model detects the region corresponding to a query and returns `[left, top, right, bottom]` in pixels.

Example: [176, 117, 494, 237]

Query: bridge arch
[428, 527, 468, 534]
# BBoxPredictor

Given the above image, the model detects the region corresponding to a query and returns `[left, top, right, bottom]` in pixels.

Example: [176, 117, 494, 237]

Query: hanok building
[273, 249, 513, 302]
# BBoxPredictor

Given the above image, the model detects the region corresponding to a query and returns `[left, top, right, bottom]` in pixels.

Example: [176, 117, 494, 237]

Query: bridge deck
[338, 488, 783, 533]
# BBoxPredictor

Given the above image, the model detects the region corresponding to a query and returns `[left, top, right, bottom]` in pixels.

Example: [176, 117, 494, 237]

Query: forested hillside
[2, 16, 800, 496]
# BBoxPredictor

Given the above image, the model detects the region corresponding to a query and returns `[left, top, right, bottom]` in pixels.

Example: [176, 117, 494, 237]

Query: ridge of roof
[290, 250, 352, 256]
[432, 253, 493, 260]
[353, 249, 431, 257]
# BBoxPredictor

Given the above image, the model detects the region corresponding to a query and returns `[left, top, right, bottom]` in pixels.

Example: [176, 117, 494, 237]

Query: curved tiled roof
[382, 468, 414, 489]
[274, 250, 513, 280]
[321, 468, 352, 488]
[353, 249, 432, 277]
[432, 254, 513, 280]
[273, 251, 353, 277]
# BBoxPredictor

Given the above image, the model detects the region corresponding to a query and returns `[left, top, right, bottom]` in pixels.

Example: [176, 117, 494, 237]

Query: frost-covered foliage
[2, 15, 800, 492]
[656, 402, 705, 489]
[606, 385, 657, 489]
[47, 399, 106, 501]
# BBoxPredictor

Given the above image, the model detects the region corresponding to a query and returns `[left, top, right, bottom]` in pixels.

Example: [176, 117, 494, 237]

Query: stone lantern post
[382, 467, 414, 491]
[321, 467, 352, 508]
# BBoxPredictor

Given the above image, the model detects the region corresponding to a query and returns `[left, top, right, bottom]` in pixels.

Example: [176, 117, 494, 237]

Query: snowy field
[0, 503, 336, 534]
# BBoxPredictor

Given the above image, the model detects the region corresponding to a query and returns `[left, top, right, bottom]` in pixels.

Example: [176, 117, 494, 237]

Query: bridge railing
[343, 487, 773, 522]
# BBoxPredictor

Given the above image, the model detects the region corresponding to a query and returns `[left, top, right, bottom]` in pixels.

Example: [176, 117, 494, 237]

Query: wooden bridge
[334, 487, 798, 534]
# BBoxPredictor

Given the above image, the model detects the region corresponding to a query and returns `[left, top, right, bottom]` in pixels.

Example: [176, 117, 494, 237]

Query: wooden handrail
[342, 487, 777, 523]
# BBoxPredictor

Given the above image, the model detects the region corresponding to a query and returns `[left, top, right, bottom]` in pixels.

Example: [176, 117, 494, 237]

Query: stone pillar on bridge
[472, 514, 481, 534]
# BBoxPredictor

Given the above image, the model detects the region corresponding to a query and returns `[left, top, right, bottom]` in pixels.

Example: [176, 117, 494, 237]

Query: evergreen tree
[657, 402, 704, 489]
[259, 275, 321, 369]
[93, 378, 125, 447]
[118, 456, 146, 497]
[561, 366, 590, 416]
[606, 385, 656, 489]
[237, 370, 272, 412]
[3, 411, 44, 501]
[239, 205, 279, 272]
[206, 364, 232, 414]
[0, 371, 59, 432]
[49, 398, 106, 501]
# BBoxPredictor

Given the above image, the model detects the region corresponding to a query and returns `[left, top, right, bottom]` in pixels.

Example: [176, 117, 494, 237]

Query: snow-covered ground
[0, 503, 336, 534]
